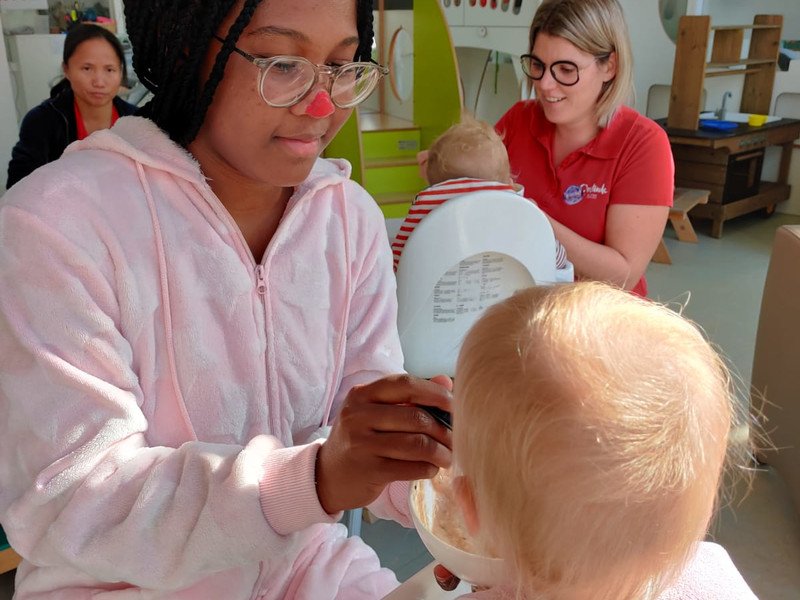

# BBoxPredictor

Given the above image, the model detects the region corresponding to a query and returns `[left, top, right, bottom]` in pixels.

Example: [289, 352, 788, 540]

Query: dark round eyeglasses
[216, 36, 388, 109]
[520, 54, 604, 87]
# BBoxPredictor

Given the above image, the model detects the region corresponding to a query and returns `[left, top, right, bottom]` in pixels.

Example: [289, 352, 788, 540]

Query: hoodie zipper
[255, 265, 267, 295]
[192, 179, 291, 439]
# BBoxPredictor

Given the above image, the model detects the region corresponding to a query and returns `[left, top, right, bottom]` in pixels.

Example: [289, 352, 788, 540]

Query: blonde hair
[426, 116, 512, 185]
[454, 283, 746, 600]
[530, 0, 634, 127]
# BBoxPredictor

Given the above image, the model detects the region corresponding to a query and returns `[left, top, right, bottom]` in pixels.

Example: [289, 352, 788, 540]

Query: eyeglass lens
[260, 58, 382, 108]
[521, 55, 581, 86]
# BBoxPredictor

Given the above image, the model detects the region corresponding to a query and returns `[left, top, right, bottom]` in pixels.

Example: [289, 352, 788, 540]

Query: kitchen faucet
[716, 91, 733, 120]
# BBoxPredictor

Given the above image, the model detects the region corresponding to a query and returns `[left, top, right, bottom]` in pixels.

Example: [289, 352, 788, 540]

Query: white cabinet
[0, 15, 22, 191]
[440, 0, 537, 57]
[6, 33, 64, 117]
[0, 1, 48, 9]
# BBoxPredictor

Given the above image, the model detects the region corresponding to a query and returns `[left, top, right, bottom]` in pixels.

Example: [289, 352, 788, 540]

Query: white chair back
[395, 190, 561, 378]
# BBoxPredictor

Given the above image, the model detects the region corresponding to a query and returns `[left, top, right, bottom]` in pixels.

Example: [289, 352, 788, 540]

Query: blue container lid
[699, 119, 739, 131]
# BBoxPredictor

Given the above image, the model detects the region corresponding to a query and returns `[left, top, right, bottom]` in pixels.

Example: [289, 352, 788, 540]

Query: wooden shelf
[668, 14, 783, 130]
[365, 156, 418, 169]
[712, 24, 782, 31]
[707, 58, 776, 69]
[359, 111, 418, 133]
[705, 68, 766, 78]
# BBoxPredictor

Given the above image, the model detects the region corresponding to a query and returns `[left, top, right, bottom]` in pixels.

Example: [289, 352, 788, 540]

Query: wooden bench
[0, 525, 21, 575]
[0, 546, 20, 576]
[652, 187, 711, 265]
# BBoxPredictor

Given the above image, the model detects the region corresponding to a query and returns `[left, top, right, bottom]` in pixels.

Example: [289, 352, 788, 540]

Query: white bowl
[410, 478, 506, 588]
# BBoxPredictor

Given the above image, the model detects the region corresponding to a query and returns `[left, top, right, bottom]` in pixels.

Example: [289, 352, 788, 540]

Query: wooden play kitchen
[662, 14, 800, 238]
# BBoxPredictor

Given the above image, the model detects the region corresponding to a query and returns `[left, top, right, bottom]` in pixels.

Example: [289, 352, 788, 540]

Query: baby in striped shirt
[391, 116, 568, 272]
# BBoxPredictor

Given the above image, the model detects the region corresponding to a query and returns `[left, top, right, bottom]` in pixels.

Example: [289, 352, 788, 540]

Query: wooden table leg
[651, 239, 672, 264]
[711, 217, 724, 239]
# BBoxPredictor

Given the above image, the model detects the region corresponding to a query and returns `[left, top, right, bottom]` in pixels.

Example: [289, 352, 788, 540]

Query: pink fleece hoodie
[459, 542, 757, 599]
[0, 117, 411, 599]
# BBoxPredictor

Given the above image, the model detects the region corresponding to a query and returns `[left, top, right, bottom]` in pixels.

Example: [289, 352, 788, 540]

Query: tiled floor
[1, 212, 799, 599]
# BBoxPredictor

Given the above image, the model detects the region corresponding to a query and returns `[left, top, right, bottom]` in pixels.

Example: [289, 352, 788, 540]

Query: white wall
[620, 0, 678, 115]
[0, 15, 23, 193]
[456, 48, 521, 125]
[703, 0, 800, 39]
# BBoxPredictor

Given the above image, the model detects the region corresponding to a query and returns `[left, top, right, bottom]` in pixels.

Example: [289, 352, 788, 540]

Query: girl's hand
[316, 374, 453, 514]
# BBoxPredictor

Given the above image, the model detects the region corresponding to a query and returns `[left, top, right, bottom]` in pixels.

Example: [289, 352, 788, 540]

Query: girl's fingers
[429, 374, 453, 392]
[344, 402, 451, 441]
[348, 374, 453, 411]
[375, 457, 441, 483]
[371, 432, 452, 469]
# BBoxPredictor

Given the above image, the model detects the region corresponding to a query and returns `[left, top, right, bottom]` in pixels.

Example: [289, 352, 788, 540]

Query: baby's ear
[453, 475, 480, 535]
[416, 150, 430, 184]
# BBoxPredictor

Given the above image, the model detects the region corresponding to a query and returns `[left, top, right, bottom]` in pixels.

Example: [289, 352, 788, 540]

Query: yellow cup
[748, 114, 768, 127]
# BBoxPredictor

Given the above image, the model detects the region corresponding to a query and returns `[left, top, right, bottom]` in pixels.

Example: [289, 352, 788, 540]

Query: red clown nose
[306, 91, 335, 118]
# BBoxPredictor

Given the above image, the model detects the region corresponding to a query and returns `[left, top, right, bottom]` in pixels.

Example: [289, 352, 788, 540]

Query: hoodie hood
[65, 116, 353, 193]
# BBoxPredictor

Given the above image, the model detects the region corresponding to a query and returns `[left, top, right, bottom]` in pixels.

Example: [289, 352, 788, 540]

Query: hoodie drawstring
[135, 161, 198, 440]
[320, 184, 352, 428]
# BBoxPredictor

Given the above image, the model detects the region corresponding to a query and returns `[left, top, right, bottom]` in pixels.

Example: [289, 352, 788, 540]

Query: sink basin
[699, 111, 781, 124]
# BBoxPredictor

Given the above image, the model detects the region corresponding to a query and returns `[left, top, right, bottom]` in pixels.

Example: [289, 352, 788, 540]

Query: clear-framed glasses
[217, 37, 388, 109]
[520, 54, 604, 87]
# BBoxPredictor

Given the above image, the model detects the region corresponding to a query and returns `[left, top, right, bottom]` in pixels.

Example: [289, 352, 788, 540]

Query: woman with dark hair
[6, 24, 136, 189]
[0, 1, 452, 599]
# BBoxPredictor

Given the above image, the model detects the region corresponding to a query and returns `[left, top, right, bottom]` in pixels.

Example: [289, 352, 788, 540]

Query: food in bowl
[427, 470, 477, 554]
[410, 472, 505, 587]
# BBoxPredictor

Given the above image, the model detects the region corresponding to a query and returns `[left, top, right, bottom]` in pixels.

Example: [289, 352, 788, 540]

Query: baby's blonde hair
[454, 283, 743, 600]
[426, 116, 512, 185]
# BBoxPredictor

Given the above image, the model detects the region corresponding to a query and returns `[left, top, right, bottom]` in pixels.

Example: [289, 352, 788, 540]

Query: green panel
[363, 129, 421, 160]
[414, 1, 463, 149]
[364, 165, 426, 195]
[0, 525, 9, 550]
[323, 109, 364, 185]
[379, 202, 413, 219]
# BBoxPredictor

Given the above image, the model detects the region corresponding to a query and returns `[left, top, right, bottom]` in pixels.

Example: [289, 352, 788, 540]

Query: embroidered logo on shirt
[563, 183, 609, 205]
[563, 185, 584, 205]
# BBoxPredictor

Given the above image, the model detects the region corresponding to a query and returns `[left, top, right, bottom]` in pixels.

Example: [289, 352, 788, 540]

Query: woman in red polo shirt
[496, 0, 673, 297]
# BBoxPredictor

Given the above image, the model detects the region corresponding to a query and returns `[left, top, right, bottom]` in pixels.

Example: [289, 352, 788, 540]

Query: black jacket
[6, 87, 137, 190]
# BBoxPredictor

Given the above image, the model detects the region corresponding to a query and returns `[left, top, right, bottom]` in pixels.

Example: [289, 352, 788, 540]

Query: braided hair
[126, 0, 376, 146]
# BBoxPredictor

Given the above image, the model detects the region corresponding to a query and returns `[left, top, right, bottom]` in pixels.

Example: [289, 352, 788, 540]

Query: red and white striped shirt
[391, 178, 569, 271]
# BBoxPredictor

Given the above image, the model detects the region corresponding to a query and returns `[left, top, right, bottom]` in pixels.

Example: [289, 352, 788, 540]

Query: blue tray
[699, 119, 739, 131]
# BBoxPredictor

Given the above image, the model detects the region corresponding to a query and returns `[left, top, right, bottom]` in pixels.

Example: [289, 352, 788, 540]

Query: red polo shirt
[74, 101, 120, 141]
[496, 101, 674, 296]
